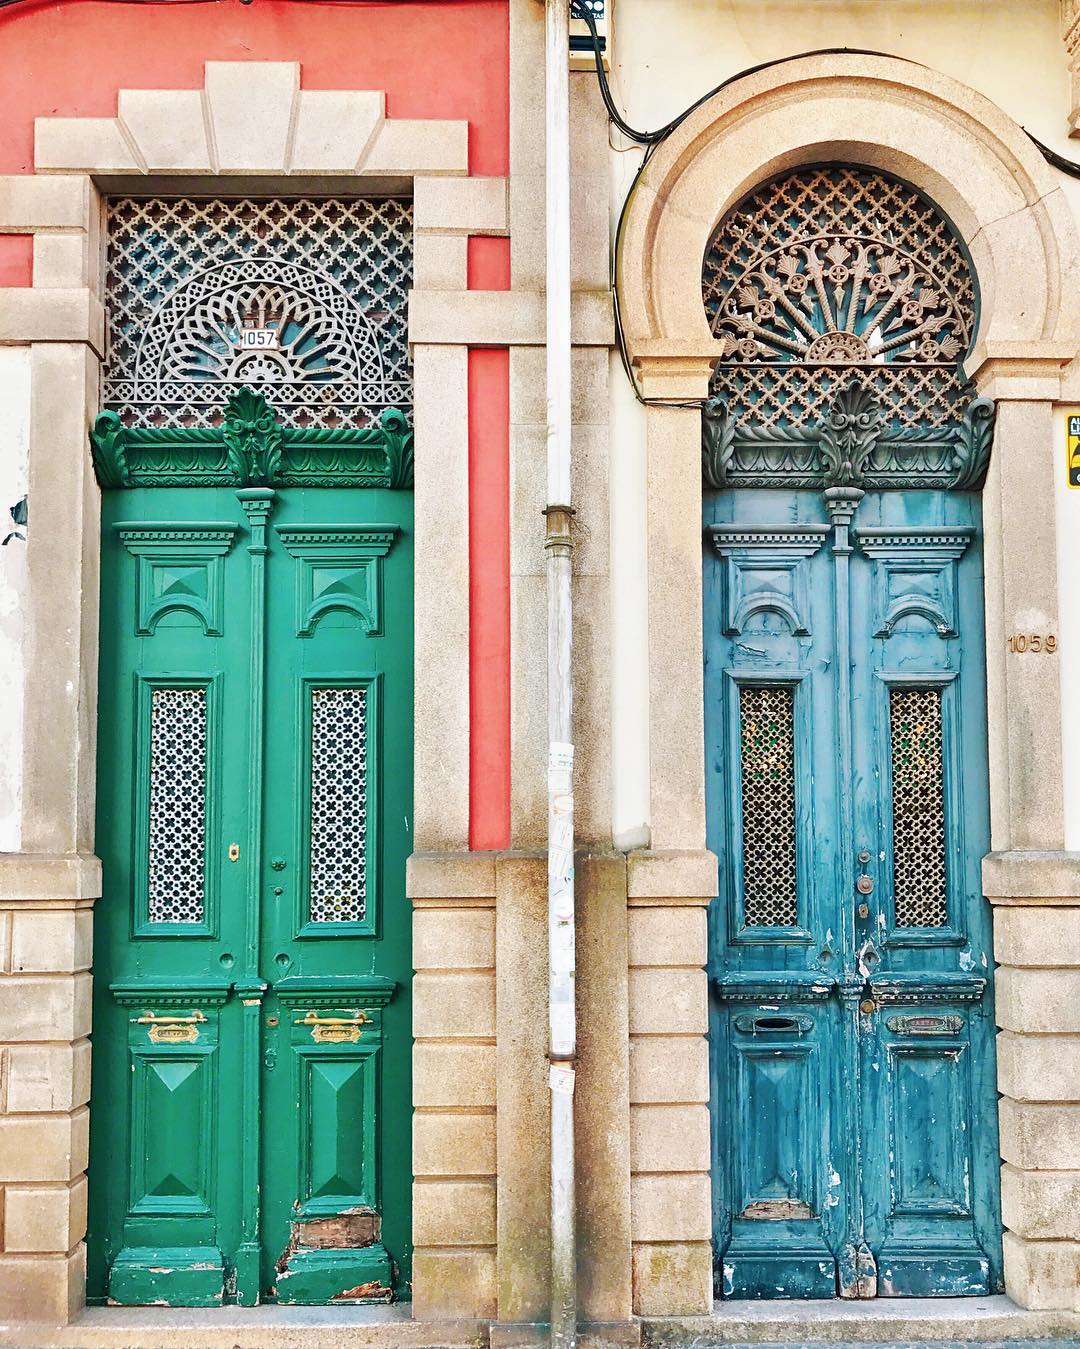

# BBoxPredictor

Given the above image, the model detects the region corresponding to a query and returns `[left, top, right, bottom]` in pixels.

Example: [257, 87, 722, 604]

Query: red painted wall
[468, 346, 510, 849]
[0, 0, 514, 845]
[467, 236, 512, 847]
[0, 236, 33, 287]
[0, 0, 508, 176]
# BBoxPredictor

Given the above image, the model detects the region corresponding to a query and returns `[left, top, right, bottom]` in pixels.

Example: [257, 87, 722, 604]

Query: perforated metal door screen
[103, 197, 413, 430]
[739, 684, 798, 927]
[309, 687, 368, 924]
[147, 687, 207, 924]
[889, 687, 948, 927]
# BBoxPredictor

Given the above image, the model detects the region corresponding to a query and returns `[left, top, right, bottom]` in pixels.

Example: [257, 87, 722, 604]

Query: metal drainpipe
[544, 1, 577, 1347]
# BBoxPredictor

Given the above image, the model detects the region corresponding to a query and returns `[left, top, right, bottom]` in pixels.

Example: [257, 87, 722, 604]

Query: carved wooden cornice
[90, 388, 414, 490]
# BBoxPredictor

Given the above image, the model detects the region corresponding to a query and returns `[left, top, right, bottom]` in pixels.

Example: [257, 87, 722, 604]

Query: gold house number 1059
[1007, 633, 1057, 653]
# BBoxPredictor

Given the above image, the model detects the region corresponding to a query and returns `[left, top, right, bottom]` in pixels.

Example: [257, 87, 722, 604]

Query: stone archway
[618, 52, 1080, 361]
[616, 53, 1080, 1311]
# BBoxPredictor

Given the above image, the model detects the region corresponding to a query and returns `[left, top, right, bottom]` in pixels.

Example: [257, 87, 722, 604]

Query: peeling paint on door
[705, 487, 1001, 1300]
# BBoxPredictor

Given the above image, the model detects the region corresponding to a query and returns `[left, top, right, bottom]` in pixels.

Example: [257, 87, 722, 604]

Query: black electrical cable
[572, 3, 929, 148]
[1021, 127, 1080, 179]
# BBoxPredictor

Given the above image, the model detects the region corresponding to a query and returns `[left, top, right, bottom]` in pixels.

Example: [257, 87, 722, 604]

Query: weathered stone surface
[631, 1241, 712, 1319]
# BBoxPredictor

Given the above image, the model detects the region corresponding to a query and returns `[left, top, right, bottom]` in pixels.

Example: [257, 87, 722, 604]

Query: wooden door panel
[720, 1002, 838, 1299]
[269, 979, 394, 1304]
[705, 488, 1000, 1301]
[861, 1002, 992, 1296]
[302, 1053, 375, 1207]
[131, 1052, 215, 1212]
[108, 989, 232, 1300]
[735, 1044, 817, 1215]
[259, 492, 413, 1302]
[889, 1045, 972, 1217]
[91, 487, 413, 1307]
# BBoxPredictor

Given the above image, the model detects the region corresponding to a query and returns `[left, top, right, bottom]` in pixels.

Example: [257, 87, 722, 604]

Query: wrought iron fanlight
[701, 165, 994, 491]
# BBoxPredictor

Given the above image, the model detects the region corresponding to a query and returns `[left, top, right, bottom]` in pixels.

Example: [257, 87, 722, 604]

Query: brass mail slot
[295, 1010, 372, 1044]
[886, 1013, 964, 1036]
[136, 1011, 207, 1044]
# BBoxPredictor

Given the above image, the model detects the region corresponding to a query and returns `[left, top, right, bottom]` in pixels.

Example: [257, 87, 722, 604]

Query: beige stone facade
[5, 0, 1080, 1339]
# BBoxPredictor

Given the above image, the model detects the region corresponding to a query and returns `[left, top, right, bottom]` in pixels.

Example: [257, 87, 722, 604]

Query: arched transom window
[103, 197, 412, 431]
[701, 166, 991, 490]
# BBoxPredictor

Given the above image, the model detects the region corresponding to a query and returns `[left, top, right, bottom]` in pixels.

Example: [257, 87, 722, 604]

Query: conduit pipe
[544, 0, 577, 1346]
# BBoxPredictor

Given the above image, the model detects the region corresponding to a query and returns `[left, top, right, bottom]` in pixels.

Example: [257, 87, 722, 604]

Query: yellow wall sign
[1069, 415, 1080, 487]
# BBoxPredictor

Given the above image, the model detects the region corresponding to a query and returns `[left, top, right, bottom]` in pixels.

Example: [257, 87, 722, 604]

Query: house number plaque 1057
[240, 327, 279, 350]
[1007, 633, 1057, 653]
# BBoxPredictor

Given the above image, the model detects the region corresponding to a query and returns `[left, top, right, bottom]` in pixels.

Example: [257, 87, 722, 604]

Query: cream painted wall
[609, 125, 652, 850]
[611, 0, 1066, 147]
[605, 0, 1080, 849]
[609, 0, 1080, 237]
[0, 346, 30, 854]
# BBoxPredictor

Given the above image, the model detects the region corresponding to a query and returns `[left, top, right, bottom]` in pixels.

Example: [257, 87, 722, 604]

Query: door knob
[856, 874, 874, 895]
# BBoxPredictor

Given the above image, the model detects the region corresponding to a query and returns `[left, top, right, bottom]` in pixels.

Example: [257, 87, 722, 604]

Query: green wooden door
[89, 448, 413, 1306]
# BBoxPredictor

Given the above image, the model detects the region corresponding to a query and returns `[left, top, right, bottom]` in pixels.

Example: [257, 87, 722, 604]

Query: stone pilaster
[985, 853, 1080, 1308]
[409, 853, 498, 1321]
[977, 354, 1080, 1309]
[625, 851, 715, 1317]
[0, 857, 98, 1322]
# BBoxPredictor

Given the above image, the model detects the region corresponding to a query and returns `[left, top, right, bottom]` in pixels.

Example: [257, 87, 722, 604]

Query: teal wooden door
[88, 406, 414, 1307]
[704, 484, 1001, 1300]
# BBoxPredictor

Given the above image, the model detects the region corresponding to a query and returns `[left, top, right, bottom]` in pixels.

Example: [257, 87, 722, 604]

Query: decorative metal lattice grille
[147, 688, 207, 924]
[889, 687, 948, 927]
[739, 685, 798, 926]
[309, 687, 368, 923]
[104, 197, 413, 430]
[703, 167, 976, 432]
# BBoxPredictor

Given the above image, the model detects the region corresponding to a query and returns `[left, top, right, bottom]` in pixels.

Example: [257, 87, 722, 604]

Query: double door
[89, 484, 412, 1306]
[704, 486, 1002, 1299]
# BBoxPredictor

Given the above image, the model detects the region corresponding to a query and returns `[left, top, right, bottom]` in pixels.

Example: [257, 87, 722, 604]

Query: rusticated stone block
[413, 1178, 496, 1247]
[4, 1177, 87, 1253]
[631, 1240, 712, 1317]
[0, 1244, 85, 1322]
[412, 1248, 496, 1321]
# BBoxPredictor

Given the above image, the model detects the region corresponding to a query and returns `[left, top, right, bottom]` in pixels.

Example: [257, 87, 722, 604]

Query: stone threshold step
[642, 1296, 1080, 1346]
[3, 1298, 1079, 1349]
[0, 1305, 487, 1349]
